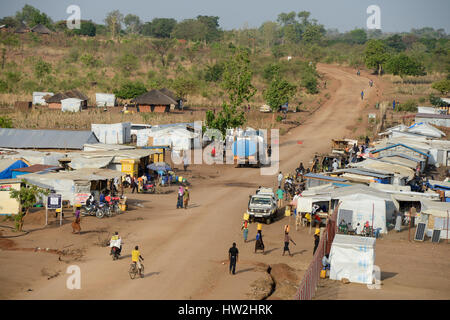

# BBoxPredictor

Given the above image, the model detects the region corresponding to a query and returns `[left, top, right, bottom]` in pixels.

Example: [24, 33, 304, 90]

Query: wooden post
[45, 203, 48, 226]
[447, 210, 449, 244]
[59, 205, 62, 227]
[371, 203, 374, 237]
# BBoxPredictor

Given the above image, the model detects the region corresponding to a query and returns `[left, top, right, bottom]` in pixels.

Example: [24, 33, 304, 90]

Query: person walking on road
[361, 90, 364, 100]
[228, 242, 239, 275]
[255, 230, 265, 254]
[241, 219, 249, 242]
[277, 171, 283, 188]
[176, 186, 184, 209]
[282, 231, 296, 256]
[276, 187, 285, 208]
[313, 228, 320, 255]
[183, 187, 190, 209]
[131, 176, 138, 194]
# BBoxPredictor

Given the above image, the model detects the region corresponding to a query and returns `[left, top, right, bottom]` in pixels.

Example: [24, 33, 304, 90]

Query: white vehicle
[247, 187, 278, 224]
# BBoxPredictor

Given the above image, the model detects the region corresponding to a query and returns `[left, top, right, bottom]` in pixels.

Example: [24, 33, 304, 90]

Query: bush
[114, 81, 147, 99]
[276, 115, 283, 122]
[0, 117, 13, 128]
[431, 79, 450, 95]
[263, 63, 281, 82]
[0, 79, 8, 93]
[397, 99, 418, 112]
[204, 63, 224, 82]
[301, 73, 318, 94]
[80, 53, 100, 68]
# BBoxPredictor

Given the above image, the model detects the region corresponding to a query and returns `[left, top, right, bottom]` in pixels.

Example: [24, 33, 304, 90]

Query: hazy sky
[1, 0, 449, 33]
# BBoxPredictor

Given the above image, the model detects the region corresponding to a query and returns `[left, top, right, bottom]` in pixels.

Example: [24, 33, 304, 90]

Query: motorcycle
[80, 202, 105, 219]
[142, 183, 156, 194]
[111, 246, 122, 260]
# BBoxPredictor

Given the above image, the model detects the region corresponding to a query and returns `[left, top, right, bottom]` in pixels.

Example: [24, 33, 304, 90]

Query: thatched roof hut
[133, 90, 177, 113]
[14, 23, 29, 33]
[31, 24, 52, 34]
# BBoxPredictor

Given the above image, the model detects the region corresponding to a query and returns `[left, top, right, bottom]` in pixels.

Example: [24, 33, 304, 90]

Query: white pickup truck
[247, 187, 278, 224]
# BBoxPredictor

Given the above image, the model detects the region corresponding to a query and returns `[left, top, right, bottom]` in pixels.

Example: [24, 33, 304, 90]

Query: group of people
[124, 174, 150, 194]
[109, 232, 145, 277]
[176, 185, 190, 209]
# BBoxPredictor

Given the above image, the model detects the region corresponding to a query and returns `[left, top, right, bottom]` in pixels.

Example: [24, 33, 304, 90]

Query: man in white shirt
[110, 232, 122, 255]
[278, 171, 283, 188]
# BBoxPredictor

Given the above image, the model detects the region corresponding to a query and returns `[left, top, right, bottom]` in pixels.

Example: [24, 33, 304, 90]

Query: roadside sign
[47, 194, 62, 209]
[74, 193, 90, 205]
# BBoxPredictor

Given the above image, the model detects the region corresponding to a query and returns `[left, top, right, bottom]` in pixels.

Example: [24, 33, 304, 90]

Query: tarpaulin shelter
[95, 93, 116, 107]
[330, 234, 376, 284]
[419, 199, 450, 240]
[32, 92, 53, 105]
[61, 98, 82, 112]
[0, 159, 28, 179]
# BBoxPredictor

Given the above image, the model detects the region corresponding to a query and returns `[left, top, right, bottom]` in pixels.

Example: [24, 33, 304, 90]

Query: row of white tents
[32, 92, 116, 108]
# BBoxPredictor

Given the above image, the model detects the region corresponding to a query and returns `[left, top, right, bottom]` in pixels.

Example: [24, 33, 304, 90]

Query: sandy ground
[3, 64, 443, 300]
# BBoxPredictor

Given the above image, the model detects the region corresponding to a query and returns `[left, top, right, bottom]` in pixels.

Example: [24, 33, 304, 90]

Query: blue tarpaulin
[0, 160, 28, 179]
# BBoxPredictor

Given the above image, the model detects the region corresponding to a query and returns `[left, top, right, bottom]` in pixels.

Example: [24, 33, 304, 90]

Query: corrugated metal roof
[371, 143, 430, 158]
[342, 168, 392, 179]
[304, 173, 348, 182]
[0, 129, 98, 150]
[12, 164, 60, 173]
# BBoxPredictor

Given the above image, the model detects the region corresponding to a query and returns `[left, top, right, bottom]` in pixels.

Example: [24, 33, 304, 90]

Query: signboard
[0, 184, 13, 191]
[74, 193, 90, 205]
[47, 194, 62, 209]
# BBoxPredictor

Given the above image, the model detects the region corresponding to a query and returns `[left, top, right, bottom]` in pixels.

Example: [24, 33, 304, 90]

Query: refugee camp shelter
[133, 90, 177, 113]
[11, 164, 61, 178]
[0, 159, 28, 179]
[95, 93, 116, 107]
[136, 126, 199, 153]
[303, 173, 350, 189]
[159, 88, 183, 109]
[352, 158, 416, 182]
[0, 128, 99, 150]
[45, 90, 88, 109]
[0, 179, 22, 215]
[30, 24, 52, 34]
[330, 234, 376, 285]
[419, 199, 450, 240]
[14, 23, 29, 34]
[407, 122, 445, 138]
[91, 122, 131, 145]
[61, 98, 82, 112]
[335, 168, 393, 184]
[24, 168, 125, 205]
[33, 92, 54, 106]
[415, 113, 450, 128]
[333, 185, 396, 234]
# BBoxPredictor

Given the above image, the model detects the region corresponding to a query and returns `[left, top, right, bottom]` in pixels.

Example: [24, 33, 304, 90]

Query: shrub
[114, 81, 147, 99]
[276, 115, 283, 122]
[0, 117, 13, 128]
[431, 79, 450, 95]
[0, 80, 8, 93]
[204, 63, 224, 82]
[263, 63, 281, 82]
[397, 99, 418, 112]
[301, 73, 318, 94]
[80, 53, 100, 68]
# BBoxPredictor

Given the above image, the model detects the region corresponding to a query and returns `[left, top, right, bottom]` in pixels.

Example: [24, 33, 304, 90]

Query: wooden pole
[447, 210, 449, 244]
[45, 201, 48, 226]
[59, 204, 62, 227]
[371, 203, 374, 237]
[408, 207, 412, 242]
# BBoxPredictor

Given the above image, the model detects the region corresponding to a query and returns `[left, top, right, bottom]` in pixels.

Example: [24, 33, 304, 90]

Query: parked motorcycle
[80, 202, 105, 219]
[142, 183, 156, 194]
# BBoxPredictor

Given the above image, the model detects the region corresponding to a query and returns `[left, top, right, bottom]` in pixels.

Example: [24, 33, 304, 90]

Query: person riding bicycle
[131, 245, 144, 275]
[110, 232, 122, 256]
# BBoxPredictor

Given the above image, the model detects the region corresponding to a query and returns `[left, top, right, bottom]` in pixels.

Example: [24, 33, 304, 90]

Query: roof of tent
[420, 199, 450, 218]
[0, 159, 28, 179]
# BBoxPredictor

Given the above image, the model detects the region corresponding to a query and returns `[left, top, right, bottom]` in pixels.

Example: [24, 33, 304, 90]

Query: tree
[259, 21, 279, 48]
[205, 103, 246, 137]
[385, 53, 425, 79]
[196, 15, 222, 42]
[150, 38, 175, 67]
[149, 18, 177, 38]
[172, 19, 208, 42]
[15, 5, 52, 28]
[114, 81, 147, 99]
[221, 48, 257, 109]
[34, 59, 52, 84]
[105, 10, 123, 38]
[364, 39, 389, 76]
[204, 63, 225, 82]
[302, 24, 325, 44]
[431, 79, 450, 95]
[263, 74, 296, 112]
[171, 76, 198, 107]
[0, 116, 13, 128]
[74, 20, 96, 36]
[345, 29, 367, 44]
[10, 180, 49, 231]
[384, 34, 406, 52]
[0, 16, 19, 28]
[124, 14, 141, 34]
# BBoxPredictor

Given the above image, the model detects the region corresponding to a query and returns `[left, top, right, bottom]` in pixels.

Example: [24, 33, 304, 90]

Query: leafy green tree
[204, 63, 225, 82]
[197, 15, 223, 42]
[114, 81, 147, 99]
[384, 34, 406, 52]
[74, 20, 97, 36]
[0, 16, 19, 28]
[34, 59, 52, 84]
[263, 74, 296, 111]
[124, 14, 141, 34]
[364, 39, 389, 76]
[259, 21, 279, 48]
[263, 63, 281, 81]
[345, 29, 367, 44]
[302, 24, 326, 44]
[385, 53, 425, 79]
[271, 45, 286, 58]
[10, 180, 49, 231]
[171, 76, 198, 107]
[429, 94, 447, 107]
[172, 19, 208, 42]
[301, 72, 318, 94]
[205, 103, 246, 136]
[15, 5, 52, 28]
[149, 18, 177, 38]
[105, 10, 123, 38]
[431, 79, 450, 95]
[150, 38, 175, 67]
[222, 48, 257, 109]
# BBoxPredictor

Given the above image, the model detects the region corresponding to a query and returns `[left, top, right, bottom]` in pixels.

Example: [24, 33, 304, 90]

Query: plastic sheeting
[33, 92, 53, 105]
[330, 234, 376, 285]
[61, 98, 82, 112]
[91, 122, 131, 145]
[69, 156, 114, 170]
[95, 93, 116, 107]
[0, 159, 28, 179]
[136, 127, 198, 151]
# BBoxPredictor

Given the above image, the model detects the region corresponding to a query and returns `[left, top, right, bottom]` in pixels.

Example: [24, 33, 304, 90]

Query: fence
[294, 204, 338, 300]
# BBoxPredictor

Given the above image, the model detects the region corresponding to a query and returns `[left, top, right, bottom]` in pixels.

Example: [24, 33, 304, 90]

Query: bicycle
[128, 261, 144, 279]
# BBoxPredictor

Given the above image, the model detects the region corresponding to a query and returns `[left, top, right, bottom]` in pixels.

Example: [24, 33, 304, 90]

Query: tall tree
[124, 14, 141, 34]
[105, 10, 123, 38]
[263, 74, 297, 112]
[221, 48, 257, 109]
[364, 39, 389, 76]
[385, 53, 426, 80]
[150, 18, 177, 38]
[150, 38, 175, 67]
[197, 15, 222, 42]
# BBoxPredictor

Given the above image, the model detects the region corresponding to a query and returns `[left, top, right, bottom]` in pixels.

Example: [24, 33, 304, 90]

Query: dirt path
[4, 64, 373, 300]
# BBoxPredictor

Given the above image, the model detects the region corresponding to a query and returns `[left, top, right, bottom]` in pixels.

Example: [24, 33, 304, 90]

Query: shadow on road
[235, 268, 255, 275]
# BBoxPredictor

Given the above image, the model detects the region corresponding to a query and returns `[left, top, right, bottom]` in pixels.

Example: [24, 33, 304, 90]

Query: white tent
[32, 92, 53, 105]
[330, 234, 376, 285]
[91, 122, 131, 144]
[333, 185, 396, 234]
[95, 93, 116, 107]
[61, 98, 82, 112]
[420, 199, 450, 239]
[136, 127, 199, 151]
[407, 122, 445, 138]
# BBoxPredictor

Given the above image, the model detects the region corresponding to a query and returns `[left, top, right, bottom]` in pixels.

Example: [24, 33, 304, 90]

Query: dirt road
[3, 64, 373, 300]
